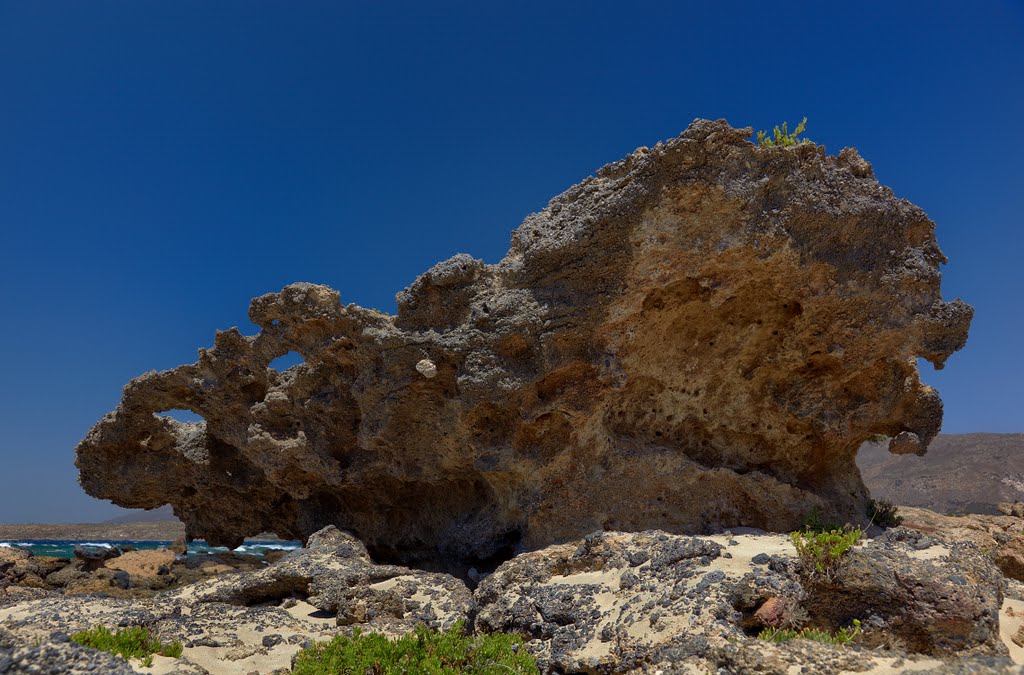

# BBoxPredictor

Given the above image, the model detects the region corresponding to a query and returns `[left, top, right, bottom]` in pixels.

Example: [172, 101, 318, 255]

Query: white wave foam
[0, 542, 12, 548]
[78, 542, 114, 549]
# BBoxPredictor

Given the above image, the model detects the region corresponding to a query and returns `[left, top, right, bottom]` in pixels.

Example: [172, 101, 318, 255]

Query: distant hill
[858, 433, 1024, 515]
[103, 504, 180, 524]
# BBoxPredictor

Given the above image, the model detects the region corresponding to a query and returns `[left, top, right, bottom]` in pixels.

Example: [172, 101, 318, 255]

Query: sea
[0, 539, 302, 558]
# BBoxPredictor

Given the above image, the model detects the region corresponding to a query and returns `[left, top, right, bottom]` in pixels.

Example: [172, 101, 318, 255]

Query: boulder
[175, 526, 473, 633]
[0, 549, 29, 586]
[898, 506, 1024, 583]
[0, 627, 136, 675]
[75, 119, 971, 570]
[103, 549, 176, 589]
[72, 545, 120, 572]
[800, 528, 1005, 656]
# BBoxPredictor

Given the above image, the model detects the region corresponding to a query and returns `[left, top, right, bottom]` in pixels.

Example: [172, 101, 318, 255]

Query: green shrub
[758, 619, 861, 645]
[71, 626, 182, 663]
[867, 499, 903, 528]
[866, 433, 888, 443]
[790, 528, 862, 580]
[292, 621, 539, 675]
[756, 117, 810, 147]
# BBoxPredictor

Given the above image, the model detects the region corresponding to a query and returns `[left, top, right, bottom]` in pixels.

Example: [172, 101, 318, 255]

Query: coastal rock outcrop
[76, 119, 971, 570]
[476, 529, 1005, 672]
[0, 526, 1017, 674]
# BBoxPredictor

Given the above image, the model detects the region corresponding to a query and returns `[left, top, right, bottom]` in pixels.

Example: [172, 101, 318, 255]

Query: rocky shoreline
[0, 521, 187, 543]
[0, 523, 287, 544]
[3, 508, 1024, 673]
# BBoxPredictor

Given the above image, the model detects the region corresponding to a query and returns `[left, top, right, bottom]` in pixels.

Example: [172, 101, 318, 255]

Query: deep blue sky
[1, 2, 1021, 523]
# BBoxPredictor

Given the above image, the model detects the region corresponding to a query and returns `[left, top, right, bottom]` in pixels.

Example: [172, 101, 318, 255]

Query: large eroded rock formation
[76, 119, 971, 569]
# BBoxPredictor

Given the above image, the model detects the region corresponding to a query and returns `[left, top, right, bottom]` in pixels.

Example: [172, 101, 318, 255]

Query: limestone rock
[174, 526, 472, 633]
[895, 506, 1024, 588]
[0, 527, 1019, 674]
[803, 529, 1005, 656]
[76, 119, 971, 570]
[475, 529, 1008, 673]
[0, 627, 136, 675]
[104, 549, 177, 590]
[0, 527, 473, 675]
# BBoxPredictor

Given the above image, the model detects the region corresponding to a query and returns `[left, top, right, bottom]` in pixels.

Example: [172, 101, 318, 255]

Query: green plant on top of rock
[70, 625, 182, 665]
[791, 527, 862, 580]
[756, 117, 810, 147]
[867, 498, 903, 528]
[292, 621, 539, 675]
[758, 619, 861, 645]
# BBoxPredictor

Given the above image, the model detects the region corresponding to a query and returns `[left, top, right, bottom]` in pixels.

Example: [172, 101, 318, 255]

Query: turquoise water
[0, 539, 301, 558]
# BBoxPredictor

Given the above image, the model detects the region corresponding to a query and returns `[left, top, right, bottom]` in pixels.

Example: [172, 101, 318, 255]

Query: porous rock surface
[476, 528, 1008, 673]
[76, 119, 971, 569]
[0, 626, 136, 674]
[897, 506, 1024, 584]
[1, 526, 1018, 674]
[0, 527, 473, 674]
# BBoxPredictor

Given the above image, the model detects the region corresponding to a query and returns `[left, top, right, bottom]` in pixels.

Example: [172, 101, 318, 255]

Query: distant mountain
[102, 504, 180, 524]
[858, 433, 1024, 515]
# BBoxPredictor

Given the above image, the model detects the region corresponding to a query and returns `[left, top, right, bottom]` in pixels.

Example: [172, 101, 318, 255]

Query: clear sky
[1, 2, 1021, 523]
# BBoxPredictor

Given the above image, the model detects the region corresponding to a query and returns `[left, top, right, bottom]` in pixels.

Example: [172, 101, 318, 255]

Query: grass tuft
[292, 621, 538, 674]
[71, 626, 182, 663]
[758, 619, 861, 645]
[756, 117, 810, 147]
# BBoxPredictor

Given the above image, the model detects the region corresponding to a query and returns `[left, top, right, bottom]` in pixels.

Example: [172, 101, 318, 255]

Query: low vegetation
[292, 621, 539, 675]
[867, 498, 903, 528]
[71, 626, 182, 667]
[756, 117, 810, 147]
[791, 527, 863, 580]
[758, 619, 861, 645]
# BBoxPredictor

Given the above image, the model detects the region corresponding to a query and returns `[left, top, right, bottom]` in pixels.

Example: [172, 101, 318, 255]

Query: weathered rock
[0, 527, 473, 675]
[73, 544, 120, 572]
[800, 529, 1005, 656]
[175, 526, 472, 633]
[898, 507, 1024, 583]
[76, 119, 971, 569]
[0, 627, 137, 674]
[0, 527, 1020, 674]
[475, 529, 1010, 673]
[104, 549, 177, 590]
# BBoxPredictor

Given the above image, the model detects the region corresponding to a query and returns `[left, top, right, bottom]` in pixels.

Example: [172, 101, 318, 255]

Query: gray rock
[0, 627, 135, 674]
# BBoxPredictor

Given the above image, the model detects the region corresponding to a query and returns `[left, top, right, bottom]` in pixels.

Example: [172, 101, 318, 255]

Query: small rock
[415, 359, 437, 378]
[262, 634, 284, 648]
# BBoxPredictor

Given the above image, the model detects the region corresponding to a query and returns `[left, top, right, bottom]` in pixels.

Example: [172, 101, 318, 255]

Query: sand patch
[1000, 596, 1024, 664]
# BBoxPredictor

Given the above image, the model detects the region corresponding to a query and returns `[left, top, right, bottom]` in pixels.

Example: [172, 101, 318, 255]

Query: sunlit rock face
[76, 119, 971, 571]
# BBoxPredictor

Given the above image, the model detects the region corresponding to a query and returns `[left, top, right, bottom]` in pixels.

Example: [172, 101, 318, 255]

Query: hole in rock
[154, 409, 204, 423]
[269, 351, 305, 371]
[233, 578, 313, 608]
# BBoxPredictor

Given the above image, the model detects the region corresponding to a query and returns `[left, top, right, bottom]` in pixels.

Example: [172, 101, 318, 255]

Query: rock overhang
[76, 119, 971, 571]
